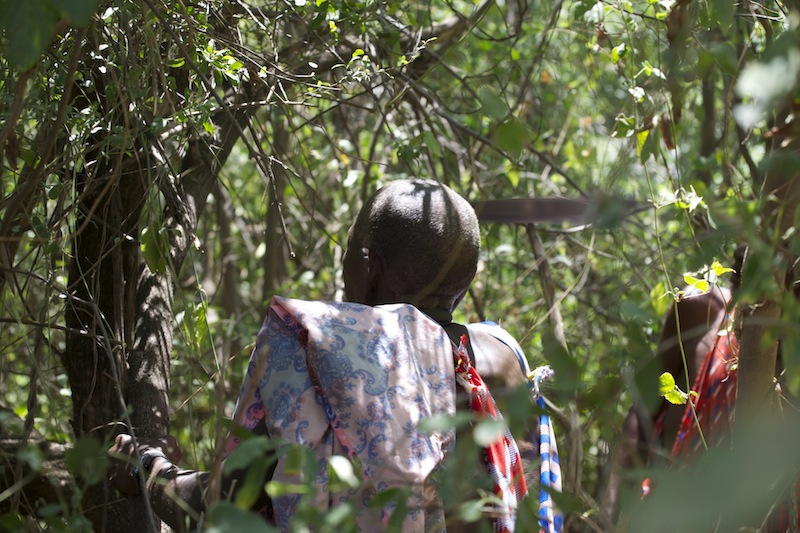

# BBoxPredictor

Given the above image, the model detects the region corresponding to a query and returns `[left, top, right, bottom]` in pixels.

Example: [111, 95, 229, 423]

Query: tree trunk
[736, 111, 800, 429]
[736, 298, 782, 420]
[63, 160, 155, 531]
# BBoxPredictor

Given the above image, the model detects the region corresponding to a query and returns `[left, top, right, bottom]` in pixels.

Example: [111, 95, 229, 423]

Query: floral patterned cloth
[226, 297, 527, 532]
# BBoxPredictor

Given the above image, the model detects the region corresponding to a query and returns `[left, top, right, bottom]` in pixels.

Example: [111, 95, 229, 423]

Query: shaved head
[344, 179, 480, 322]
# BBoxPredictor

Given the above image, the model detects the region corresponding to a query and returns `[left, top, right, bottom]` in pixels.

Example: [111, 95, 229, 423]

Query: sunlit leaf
[650, 282, 670, 318]
[329, 455, 359, 489]
[660, 372, 689, 404]
[658, 372, 676, 396]
[664, 389, 689, 405]
[684, 274, 709, 293]
[264, 480, 310, 497]
[636, 130, 648, 157]
[611, 43, 627, 64]
[711, 261, 734, 277]
[457, 500, 484, 522]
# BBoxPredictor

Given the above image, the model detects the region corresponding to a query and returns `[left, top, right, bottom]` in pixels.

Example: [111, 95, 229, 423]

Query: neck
[418, 306, 453, 324]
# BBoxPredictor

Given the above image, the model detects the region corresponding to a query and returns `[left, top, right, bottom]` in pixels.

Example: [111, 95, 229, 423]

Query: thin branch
[0, 28, 87, 295]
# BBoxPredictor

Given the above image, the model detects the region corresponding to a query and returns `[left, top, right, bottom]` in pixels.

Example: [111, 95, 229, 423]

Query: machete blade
[472, 197, 649, 226]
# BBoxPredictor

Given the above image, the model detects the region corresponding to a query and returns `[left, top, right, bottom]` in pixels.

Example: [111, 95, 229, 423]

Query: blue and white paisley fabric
[229, 297, 457, 532]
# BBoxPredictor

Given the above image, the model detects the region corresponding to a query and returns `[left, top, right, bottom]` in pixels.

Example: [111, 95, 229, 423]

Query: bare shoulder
[465, 323, 528, 390]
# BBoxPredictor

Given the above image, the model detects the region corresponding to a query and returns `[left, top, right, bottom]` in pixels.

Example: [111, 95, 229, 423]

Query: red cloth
[671, 327, 739, 459]
[453, 335, 527, 533]
[668, 322, 798, 531]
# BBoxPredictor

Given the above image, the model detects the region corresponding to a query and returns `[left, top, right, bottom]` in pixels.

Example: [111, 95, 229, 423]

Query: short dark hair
[352, 179, 480, 316]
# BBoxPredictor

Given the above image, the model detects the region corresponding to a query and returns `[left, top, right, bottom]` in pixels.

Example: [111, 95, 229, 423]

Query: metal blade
[472, 197, 648, 226]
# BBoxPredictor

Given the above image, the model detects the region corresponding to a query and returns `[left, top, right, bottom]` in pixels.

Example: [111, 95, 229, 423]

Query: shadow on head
[343, 179, 480, 323]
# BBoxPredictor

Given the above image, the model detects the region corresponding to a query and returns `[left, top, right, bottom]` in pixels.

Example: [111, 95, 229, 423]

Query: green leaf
[683, 274, 709, 293]
[188, 299, 210, 350]
[328, 455, 359, 489]
[140, 225, 168, 275]
[0, 514, 25, 531]
[18, 445, 45, 472]
[323, 502, 355, 526]
[61, 0, 100, 26]
[659, 372, 689, 404]
[640, 124, 660, 162]
[0, 0, 58, 69]
[418, 412, 473, 434]
[664, 389, 689, 405]
[387, 491, 409, 529]
[206, 502, 276, 532]
[479, 87, 508, 119]
[233, 456, 273, 510]
[473, 419, 505, 447]
[31, 215, 48, 239]
[709, 0, 733, 30]
[224, 436, 273, 473]
[167, 57, 186, 68]
[264, 480, 310, 496]
[611, 43, 627, 64]
[65, 437, 108, 485]
[711, 261, 734, 277]
[48, 182, 64, 200]
[492, 117, 528, 160]
[283, 444, 309, 477]
[650, 282, 670, 318]
[309, 1, 328, 30]
[620, 299, 649, 322]
[612, 114, 635, 138]
[636, 130, 648, 157]
[658, 372, 676, 396]
[369, 487, 412, 509]
[422, 131, 442, 157]
[457, 500, 484, 522]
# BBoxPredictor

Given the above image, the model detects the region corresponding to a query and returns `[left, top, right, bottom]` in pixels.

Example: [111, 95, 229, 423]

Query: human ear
[364, 250, 386, 305]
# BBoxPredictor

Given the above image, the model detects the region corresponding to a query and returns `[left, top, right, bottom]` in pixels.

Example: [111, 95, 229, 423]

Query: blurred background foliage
[1, 0, 799, 530]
